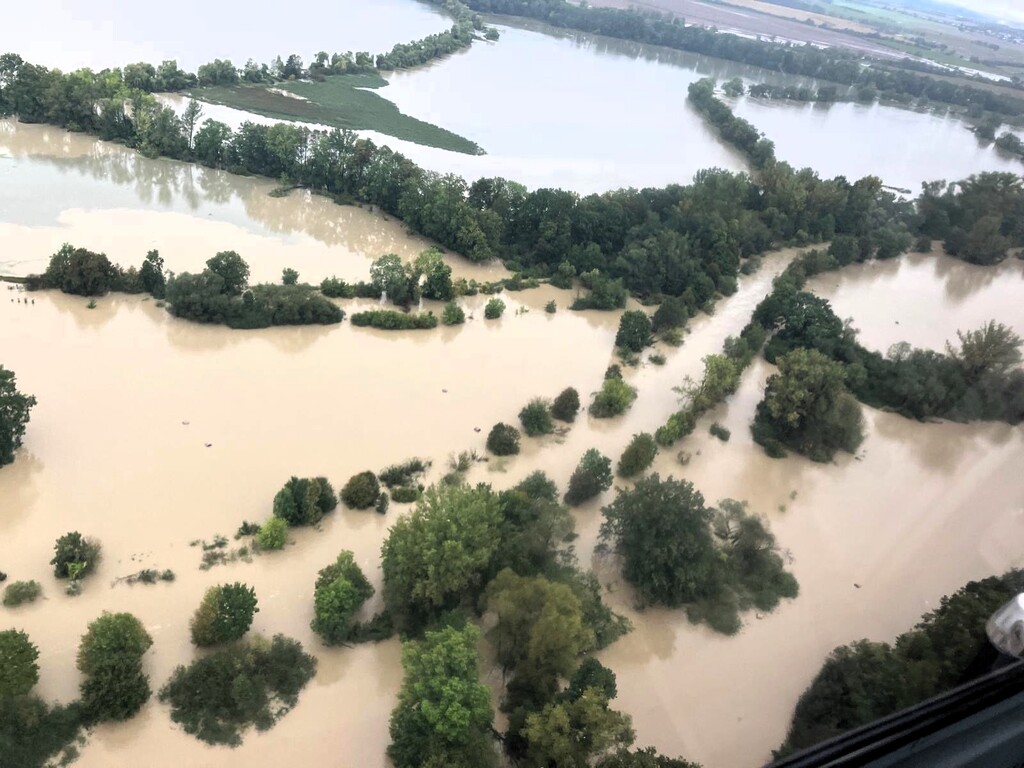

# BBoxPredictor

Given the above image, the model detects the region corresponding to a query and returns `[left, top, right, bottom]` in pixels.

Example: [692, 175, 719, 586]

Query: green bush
[190, 583, 259, 647]
[350, 310, 437, 330]
[617, 433, 658, 478]
[311, 551, 375, 645]
[551, 387, 580, 422]
[914, 235, 933, 253]
[589, 378, 637, 418]
[341, 471, 380, 509]
[442, 301, 465, 325]
[565, 449, 613, 506]
[519, 398, 554, 436]
[159, 635, 316, 746]
[256, 517, 288, 550]
[652, 296, 688, 332]
[78, 612, 153, 722]
[484, 297, 506, 319]
[545, 300, 557, 313]
[648, 353, 666, 365]
[615, 310, 653, 352]
[50, 531, 100, 581]
[272, 476, 337, 526]
[3, 580, 42, 607]
[281, 268, 299, 286]
[376, 492, 390, 515]
[391, 486, 419, 503]
[709, 422, 731, 441]
[379, 458, 429, 488]
[319, 276, 356, 298]
[0, 629, 39, 697]
[486, 422, 520, 456]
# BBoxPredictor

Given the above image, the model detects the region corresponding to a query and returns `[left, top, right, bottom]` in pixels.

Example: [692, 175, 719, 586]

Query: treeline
[778, 570, 1024, 756]
[750, 244, 1024, 426]
[26, 245, 344, 329]
[458, 0, 1024, 117]
[687, 78, 776, 169]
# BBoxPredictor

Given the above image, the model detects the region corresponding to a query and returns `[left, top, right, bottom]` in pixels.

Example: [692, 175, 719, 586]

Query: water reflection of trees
[5, 130, 435, 261]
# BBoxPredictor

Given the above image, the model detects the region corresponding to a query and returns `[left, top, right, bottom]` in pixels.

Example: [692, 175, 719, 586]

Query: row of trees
[2, 51, 930, 303]
[687, 79, 776, 170]
[778, 570, 1024, 756]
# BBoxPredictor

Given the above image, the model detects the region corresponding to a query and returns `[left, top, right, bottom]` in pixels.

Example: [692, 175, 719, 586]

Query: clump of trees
[388, 623, 497, 768]
[190, 583, 259, 647]
[350, 309, 438, 330]
[487, 422, 521, 456]
[341, 471, 381, 509]
[519, 398, 554, 436]
[617, 433, 658, 478]
[551, 387, 581, 422]
[590, 377, 637, 418]
[600, 476, 798, 634]
[778, 570, 1024, 756]
[159, 634, 317, 746]
[616, 311, 653, 353]
[0, 366, 37, 468]
[688, 79, 776, 169]
[77, 612, 153, 722]
[311, 551, 375, 645]
[565, 449, 613, 506]
[272, 476, 337, 526]
[656, 350, 749, 447]
[50, 531, 101, 589]
[0, 629, 83, 767]
[485, 297, 506, 319]
[752, 348, 865, 462]
[442, 301, 465, 325]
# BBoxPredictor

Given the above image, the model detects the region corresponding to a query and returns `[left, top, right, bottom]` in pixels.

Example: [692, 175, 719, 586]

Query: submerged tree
[0, 366, 37, 467]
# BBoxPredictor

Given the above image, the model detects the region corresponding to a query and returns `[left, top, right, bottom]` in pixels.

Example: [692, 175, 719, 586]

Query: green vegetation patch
[192, 75, 483, 155]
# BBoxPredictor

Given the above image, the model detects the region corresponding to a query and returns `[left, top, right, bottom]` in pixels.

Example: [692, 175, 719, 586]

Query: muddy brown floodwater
[2, 122, 1023, 768]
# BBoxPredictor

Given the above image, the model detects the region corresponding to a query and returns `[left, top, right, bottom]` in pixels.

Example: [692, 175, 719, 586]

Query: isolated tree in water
[0, 366, 37, 467]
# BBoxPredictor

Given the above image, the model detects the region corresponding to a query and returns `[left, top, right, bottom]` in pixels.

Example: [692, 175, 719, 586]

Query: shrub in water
[190, 583, 259, 647]
[3, 580, 42, 607]
[486, 423, 521, 456]
[50, 532, 101, 581]
[342, 471, 380, 509]
[564, 449, 613, 506]
[551, 387, 580, 422]
[617, 433, 658, 478]
[709, 422, 731, 441]
[442, 301, 465, 325]
[484, 298, 506, 319]
[518, 398, 554, 437]
[257, 517, 288, 551]
[589, 378, 637, 418]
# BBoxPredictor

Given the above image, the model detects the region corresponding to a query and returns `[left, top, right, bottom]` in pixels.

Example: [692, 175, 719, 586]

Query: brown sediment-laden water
[2, 120, 1023, 768]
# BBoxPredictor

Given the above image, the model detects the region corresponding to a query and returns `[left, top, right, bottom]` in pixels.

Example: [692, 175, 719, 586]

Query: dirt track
[587, 0, 905, 59]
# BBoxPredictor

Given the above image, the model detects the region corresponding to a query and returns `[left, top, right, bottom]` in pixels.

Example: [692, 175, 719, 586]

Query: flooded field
[0, 0, 450, 72]
[733, 98, 1024, 194]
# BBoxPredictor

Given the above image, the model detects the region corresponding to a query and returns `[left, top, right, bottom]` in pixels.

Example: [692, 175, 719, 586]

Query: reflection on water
[0, 0, 451, 72]
[808, 250, 1024, 353]
[0, 121, 505, 285]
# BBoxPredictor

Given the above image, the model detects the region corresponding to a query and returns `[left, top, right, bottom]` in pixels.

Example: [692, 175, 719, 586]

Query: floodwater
[3, 213, 1022, 768]
[0, 0, 450, 72]
[0, 120, 503, 285]
[733, 98, 1024, 193]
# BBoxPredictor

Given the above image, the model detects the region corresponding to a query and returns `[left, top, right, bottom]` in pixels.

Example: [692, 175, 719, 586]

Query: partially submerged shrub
[617, 433, 658, 478]
[3, 580, 42, 607]
[50, 532, 101, 581]
[311, 551, 375, 645]
[351, 310, 437, 330]
[391, 486, 419, 504]
[442, 301, 465, 325]
[78, 612, 153, 722]
[484, 298, 506, 319]
[519, 398, 554, 437]
[709, 422, 731, 441]
[190, 583, 259, 647]
[551, 387, 580, 422]
[159, 635, 317, 746]
[565, 449, 613, 506]
[272, 476, 337, 526]
[589, 378, 637, 418]
[378, 458, 429, 488]
[256, 517, 288, 550]
[341, 471, 380, 509]
[615, 310, 653, 353]
[486, 423, 521, 456]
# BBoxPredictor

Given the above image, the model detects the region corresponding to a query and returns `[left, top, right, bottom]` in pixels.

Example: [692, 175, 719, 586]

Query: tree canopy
[0, 366, 36, 468]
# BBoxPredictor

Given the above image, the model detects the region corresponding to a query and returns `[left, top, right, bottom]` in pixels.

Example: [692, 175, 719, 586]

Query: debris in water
[204, 443, 212, 448]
